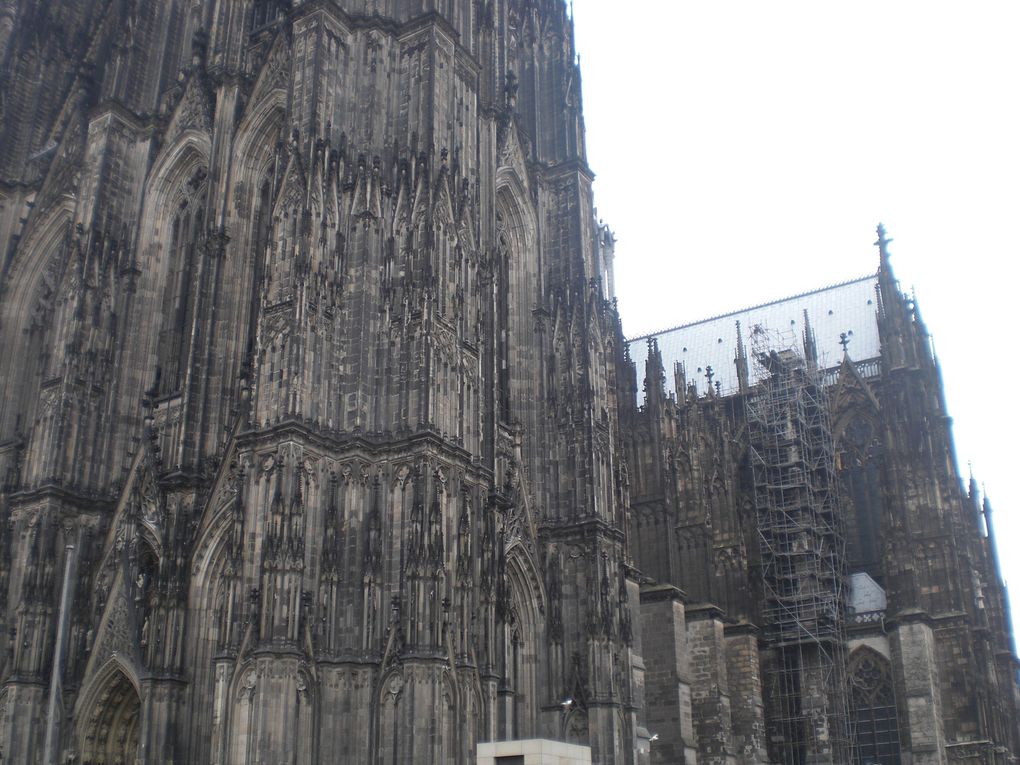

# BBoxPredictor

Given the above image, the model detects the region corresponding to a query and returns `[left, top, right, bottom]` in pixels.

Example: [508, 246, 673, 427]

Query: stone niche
[477, 739, 593, 765]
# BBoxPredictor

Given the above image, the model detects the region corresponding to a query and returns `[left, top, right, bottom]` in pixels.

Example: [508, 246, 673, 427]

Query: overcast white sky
[571, 1, 1020, 637]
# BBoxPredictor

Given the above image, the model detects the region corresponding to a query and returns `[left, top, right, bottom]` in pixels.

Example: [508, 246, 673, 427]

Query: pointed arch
[494, 179, 538, 426]
[831, 357, 881, 443]
[112, 130, 212, 423]
[150, 138, 210, 396]
[222, 660, 319, 765]
[75, 658, 142, 765]
[188, 493, 241, 647]
[835, 408, 885, 574]
[501, 544, 546, 739]
[224, 91, 287, 392]
[185, 493, 243, 764]
[707, 471, 728, 529]
[226, 662, 260, 765]
[847, 646, 902, 764]
[231, 89, 287, 214]
[373, 668, 405, 765]
[144, 131, 213, 218]
[0, 200, 74, 436]
[494, 173, 536, 258]
[563, 707, 589, 747]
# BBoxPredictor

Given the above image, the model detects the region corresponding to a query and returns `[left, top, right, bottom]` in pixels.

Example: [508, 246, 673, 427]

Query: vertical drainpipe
[43, 542, 76, 765]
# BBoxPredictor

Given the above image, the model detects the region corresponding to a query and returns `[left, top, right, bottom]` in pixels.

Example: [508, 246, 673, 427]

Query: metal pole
[43, 543, 75, 765]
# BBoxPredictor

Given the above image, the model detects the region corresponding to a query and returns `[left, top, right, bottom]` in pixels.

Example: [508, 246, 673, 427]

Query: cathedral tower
[0, 1, 639, 762]
[3, 3, 1017, 764]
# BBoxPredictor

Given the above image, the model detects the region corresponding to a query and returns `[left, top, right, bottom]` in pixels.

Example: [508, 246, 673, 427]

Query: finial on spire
[968, 463, 979, 501]
[675, 361, 688, 404]
[875, 222, 893, 266]
[735, 321, 750, 393]
[802, 310, 818, 366]
[839, 331, 852, 354]
[981, 488, 995, 543]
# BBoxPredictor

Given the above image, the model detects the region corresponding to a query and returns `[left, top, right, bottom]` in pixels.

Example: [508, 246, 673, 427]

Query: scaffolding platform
[746, 325, 851, 765]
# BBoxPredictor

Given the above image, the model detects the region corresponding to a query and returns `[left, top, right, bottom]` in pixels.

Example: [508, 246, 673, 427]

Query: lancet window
[495, 209, 512, 423]
[155, 167, 207, 396]
[246, 177, 274, 360]
[849, 649, 902, 765]
[836, 416, 883, 574]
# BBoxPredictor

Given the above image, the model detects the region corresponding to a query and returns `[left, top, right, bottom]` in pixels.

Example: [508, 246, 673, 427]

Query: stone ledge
[639, 583, 687, 604]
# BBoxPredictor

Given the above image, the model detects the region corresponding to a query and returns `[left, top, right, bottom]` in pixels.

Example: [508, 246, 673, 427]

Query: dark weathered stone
[0, 2, 1016, 764]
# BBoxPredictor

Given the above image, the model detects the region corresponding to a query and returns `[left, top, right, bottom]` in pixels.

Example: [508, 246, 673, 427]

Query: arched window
[836, 416, 883, 574]
[495, 208, 512, 423]
[245, 176, 274, 362]
[155, 167, 207, 396]
[493, 185, 537, 430]
[849, 649, 901, 765]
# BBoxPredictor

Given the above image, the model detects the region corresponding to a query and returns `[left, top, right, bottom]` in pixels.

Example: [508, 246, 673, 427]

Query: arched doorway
[79, 667, 141, 765]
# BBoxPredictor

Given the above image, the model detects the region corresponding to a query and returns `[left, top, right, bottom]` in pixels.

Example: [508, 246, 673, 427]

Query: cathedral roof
[628, 274, 881, 397]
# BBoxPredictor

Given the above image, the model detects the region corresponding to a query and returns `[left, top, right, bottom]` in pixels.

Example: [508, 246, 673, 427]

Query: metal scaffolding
[746, 325, 851, 765]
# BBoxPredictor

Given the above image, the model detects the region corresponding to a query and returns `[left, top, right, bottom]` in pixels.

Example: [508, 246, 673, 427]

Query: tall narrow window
[156, 169, 207, 396]
[849, 649, 902, 765]
[837, 416, 883, 575]
[246, 177, 274, 362]
[495, 210, 512, 423]
[251, 0, 283, 31]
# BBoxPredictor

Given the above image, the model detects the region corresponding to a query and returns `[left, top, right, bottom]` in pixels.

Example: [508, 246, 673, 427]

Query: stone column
[723, 622, 767, 763]
[638, 584, 698, 765]
[1, 682, 46, 764]
[685, 604, 736, 765]
[890, 610, 947, 765]
[138, 679, 186, 764]
[208, 658, 233, 765]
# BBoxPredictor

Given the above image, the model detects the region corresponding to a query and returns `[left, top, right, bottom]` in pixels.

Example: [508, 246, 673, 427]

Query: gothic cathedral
[0, 1, 1015, 764]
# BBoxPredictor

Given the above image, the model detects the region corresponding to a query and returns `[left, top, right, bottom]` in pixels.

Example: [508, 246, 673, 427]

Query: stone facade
[625, 233, 1020, 764]
[0, 1, 1016, 764]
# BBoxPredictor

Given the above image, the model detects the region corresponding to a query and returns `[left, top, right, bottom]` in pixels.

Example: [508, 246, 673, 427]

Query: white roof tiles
[628, 274, 881, 398]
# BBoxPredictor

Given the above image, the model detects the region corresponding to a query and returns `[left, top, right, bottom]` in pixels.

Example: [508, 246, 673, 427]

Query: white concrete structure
[477, 739, 593, 765]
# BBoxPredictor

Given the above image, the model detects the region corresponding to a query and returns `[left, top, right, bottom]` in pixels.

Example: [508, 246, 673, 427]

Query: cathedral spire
[801, 310, 818, 366]
[874, 223, 915, 370]
[674, 361, 688, 404]
[876, 222, 893, 270]
[875, 222, 900, 321]
[643, 338, 666, 409]
[735, 321, 749, 394]
[968, 468, 984, 532]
